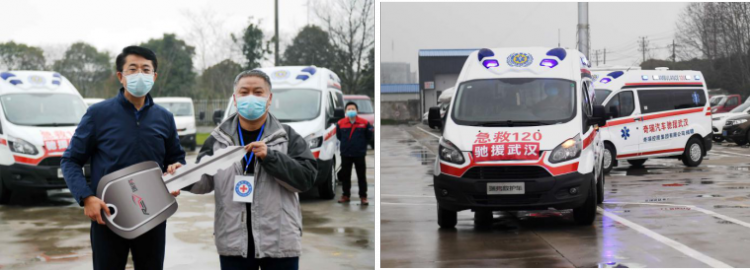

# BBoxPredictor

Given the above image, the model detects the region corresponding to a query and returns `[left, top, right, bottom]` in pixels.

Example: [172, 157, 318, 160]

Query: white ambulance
[222, 66, 344, 199]
[592, 69, 712, 174]
[0, 71, 89, 203]
[429, 48, 607, 228]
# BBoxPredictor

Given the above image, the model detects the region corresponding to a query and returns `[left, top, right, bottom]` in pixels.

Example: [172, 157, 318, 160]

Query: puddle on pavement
[304, 227, 371, 248]
[410, 150, 436, 165]
[645, 198, 670, 202]
[397, 139, 417, 144]
[597, 262, 630, 268]
[697, 194, 723, 198]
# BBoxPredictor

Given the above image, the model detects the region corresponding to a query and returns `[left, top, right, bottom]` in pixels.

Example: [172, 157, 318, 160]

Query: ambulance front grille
[463, 166, 551, 179]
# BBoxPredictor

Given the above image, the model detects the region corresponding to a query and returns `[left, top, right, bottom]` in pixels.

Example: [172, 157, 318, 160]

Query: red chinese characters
[41, 130, 73, 153]
[644, 118, 689, 134]
[473, 142, 540, 161]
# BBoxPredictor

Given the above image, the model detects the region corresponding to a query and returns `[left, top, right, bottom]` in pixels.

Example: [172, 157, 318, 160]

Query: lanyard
[238, 121, 265, 175]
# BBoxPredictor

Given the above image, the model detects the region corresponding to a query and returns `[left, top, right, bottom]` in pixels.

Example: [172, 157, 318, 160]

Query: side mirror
[213, 109, 224, 125]
[199, 111, 205, 120]
[428, 106, 442, 128]
[331, 108, 345, 126]
[590, 105, 608, 127]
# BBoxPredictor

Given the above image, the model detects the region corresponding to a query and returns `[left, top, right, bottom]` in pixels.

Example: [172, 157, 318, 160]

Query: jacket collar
[117, 88, 154, 111]
[213, 112, 287, 146]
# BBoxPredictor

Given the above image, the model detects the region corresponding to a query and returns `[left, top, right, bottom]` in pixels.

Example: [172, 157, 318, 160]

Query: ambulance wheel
[627, 159, 647, 167]
[318, 162, 336, 200]
[0, 176, 11, 204]
[438, 206, 457, 229]
[603, 143, 616, 174]
[573, 179, 597, 226]
[682, 137, 704, 167]
[596, 169, 605, 205]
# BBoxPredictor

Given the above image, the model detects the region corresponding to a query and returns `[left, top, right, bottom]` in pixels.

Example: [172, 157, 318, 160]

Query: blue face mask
[236, 95, 268, 121]
[346, 110, 357, 118]
[124, 73, 154, 97]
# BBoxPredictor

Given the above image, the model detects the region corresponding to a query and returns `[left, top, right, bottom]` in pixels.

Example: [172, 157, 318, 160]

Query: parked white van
[83, 98, 104, 107]
[429, 48, 607, 228]
[0, 71, 89, 203]
[153, 97, 197, 151]
[592, 69, 712, 173]
[221, 66, 344, 199]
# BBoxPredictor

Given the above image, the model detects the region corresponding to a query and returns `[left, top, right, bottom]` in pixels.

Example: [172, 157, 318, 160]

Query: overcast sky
[380, 2, 689, 72]
[0, 0, 321, 69]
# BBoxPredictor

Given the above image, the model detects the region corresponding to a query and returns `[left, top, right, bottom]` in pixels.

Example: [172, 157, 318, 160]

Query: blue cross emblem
[621, 126, 630, 140]
[692, 92, 700, 105]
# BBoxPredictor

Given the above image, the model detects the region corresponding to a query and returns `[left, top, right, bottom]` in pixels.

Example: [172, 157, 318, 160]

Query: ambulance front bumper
[0, 161, 91, 190]
[434, 170, 593, 212]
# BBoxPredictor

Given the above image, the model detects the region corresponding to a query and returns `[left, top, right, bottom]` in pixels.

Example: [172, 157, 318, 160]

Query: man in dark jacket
[336, 102, 374, 205]
[61, 46, 186, 270]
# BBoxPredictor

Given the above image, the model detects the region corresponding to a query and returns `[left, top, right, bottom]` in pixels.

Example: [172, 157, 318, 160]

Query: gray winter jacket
[187, 113, 317, 258]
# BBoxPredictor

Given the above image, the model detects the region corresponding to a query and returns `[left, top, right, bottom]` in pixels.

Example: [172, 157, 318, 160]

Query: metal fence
[193, 99, 230, 126]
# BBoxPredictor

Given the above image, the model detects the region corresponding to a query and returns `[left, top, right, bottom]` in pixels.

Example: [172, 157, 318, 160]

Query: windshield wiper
[34, 123, 78, 127]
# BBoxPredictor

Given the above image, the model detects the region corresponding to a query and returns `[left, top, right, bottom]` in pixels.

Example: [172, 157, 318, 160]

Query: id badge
[233, 175, 255, 203]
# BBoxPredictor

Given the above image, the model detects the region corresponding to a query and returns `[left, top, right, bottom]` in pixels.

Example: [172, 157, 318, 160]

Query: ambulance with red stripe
[222, 66, 344, 199]
[592, 69, 712, 174]
[0, 71, 89, 203]
[429, 48, 608, 227]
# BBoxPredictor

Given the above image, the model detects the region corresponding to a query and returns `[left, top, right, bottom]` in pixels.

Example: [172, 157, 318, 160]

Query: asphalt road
[0, 149, 374, 270]
[381, 124, 750, 268]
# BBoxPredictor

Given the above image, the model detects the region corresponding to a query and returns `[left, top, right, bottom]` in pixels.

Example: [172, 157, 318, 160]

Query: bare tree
[181, 8, 235, 73]
[316, 0, 375, 94]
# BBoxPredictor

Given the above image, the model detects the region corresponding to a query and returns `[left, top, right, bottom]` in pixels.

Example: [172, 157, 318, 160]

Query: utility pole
[672, 39, 676, 63]
[594, 50, 599, 66]
[577, 3, 590, 59]
[638, 36, 649, 64]
[604, 48, 606, 65]
[274, 0, 280, 66]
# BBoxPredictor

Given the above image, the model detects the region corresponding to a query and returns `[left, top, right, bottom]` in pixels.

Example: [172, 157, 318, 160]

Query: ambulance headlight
[726, 119, 747, 126]
[482, 59, 499, 69]
[8, 136, 39, 155]
[439, 138, 464, 164]
[540, 59, 558, 68]
[550, 135, 581, 163]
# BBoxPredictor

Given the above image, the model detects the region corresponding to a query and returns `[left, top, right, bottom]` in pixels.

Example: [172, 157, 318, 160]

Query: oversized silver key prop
[95, 146, 246, 239]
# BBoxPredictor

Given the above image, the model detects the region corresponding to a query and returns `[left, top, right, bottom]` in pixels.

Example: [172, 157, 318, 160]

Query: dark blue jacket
[336, 117, 374, 157]
[61, 89, 186, 206]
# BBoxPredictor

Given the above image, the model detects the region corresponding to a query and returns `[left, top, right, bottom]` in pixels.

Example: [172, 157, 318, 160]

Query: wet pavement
[380, 124, 750, 268]
[0, 150, 374, 269]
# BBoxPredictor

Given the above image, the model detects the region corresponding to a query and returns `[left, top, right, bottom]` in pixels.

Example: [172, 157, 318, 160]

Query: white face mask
[124, 73, 154, 97]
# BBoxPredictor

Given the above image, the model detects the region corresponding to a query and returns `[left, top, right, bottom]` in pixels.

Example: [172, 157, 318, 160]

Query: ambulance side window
[605, 91, 635, 119]
[581, 82, 593, 133]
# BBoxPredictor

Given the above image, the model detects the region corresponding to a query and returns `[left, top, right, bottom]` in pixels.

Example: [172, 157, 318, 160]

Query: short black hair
[234, 69, 272, 89]
[345, 102, 358, 111]
[116, 46, 158, 73]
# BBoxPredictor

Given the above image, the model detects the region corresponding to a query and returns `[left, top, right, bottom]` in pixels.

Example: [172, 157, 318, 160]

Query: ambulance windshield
[452, 78, 576, 126]
[1, 93, 87, 126]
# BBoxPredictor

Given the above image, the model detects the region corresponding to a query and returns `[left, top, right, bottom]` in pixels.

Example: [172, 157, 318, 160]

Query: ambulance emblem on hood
[507, 52, 533, 67]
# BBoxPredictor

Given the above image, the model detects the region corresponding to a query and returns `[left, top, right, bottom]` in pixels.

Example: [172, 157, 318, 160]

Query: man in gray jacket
[186, 70, 317, 270]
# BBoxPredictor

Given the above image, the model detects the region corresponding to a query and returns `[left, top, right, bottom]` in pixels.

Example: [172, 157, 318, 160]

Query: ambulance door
[603, 90, 640, 157]
[638, 88, 706, 156]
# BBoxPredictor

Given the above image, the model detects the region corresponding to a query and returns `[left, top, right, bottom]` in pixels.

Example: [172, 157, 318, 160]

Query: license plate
[487, 182, 525, 195]
[723, 130, 728, 136]
[57, 168, 63, 179]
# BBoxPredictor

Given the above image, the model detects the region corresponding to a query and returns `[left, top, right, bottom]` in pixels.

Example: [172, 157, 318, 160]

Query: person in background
[336, 102, 374, 205]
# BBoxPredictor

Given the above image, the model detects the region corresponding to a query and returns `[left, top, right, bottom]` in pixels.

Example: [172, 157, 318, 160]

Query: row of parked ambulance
[427, 47, 717, 228]
[0, 67, 374, 203]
